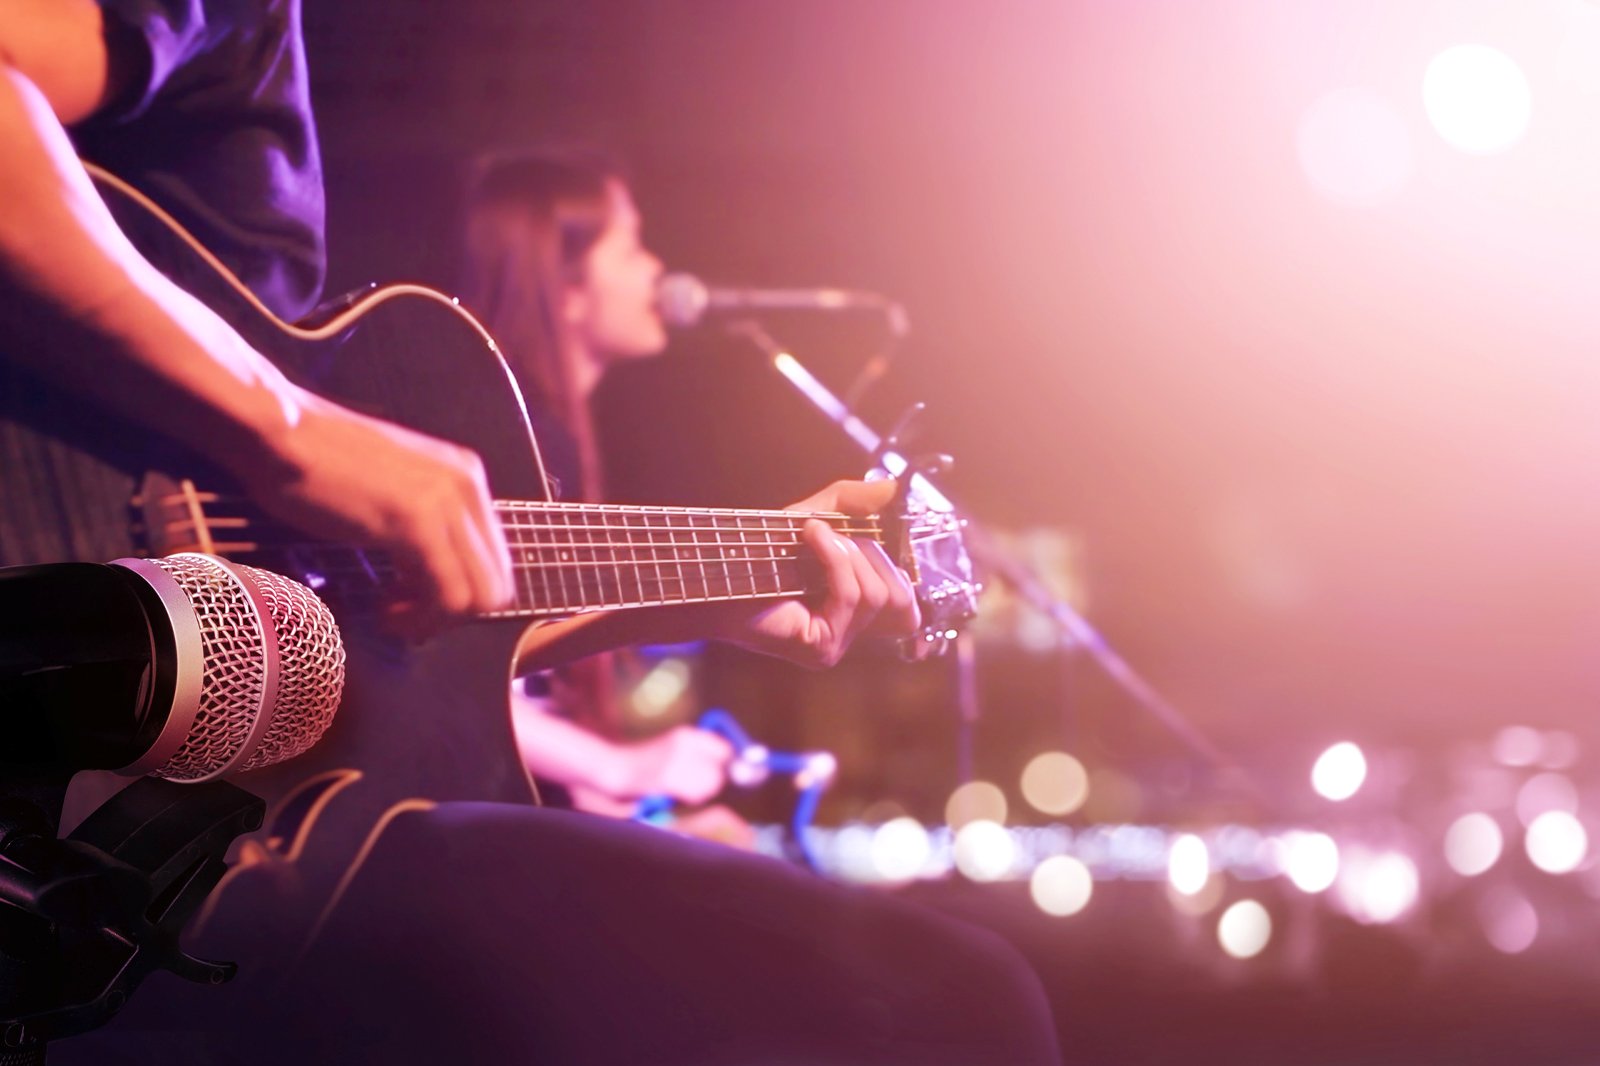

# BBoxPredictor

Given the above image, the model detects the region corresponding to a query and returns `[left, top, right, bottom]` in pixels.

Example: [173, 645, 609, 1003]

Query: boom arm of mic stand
[729, 321, 1239, 773]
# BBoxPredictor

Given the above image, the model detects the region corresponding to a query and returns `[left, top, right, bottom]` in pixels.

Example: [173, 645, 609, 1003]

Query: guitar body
[0, 176, 545, 889]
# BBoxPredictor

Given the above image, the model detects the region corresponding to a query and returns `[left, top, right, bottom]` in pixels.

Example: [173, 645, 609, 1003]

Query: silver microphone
[656, 271, 895, 329]
[0, 553, 345, 782]
[113, 553, 346, 781]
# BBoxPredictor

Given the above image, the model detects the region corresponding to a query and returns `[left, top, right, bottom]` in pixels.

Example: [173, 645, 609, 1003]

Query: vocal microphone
[0, 553, 345, 781]
[656, 271, 899, 329]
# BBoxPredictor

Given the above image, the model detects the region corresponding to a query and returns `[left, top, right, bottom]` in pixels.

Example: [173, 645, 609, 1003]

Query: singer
[462, 149, 753, 841]
[0, 5, 1057, 1063]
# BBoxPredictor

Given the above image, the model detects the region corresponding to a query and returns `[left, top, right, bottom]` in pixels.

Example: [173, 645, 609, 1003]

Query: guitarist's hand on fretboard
[705, 478, 921, 668]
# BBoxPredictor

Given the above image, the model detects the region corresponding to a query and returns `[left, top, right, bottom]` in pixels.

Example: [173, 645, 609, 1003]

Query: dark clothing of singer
[13, 1, 1064, 1063]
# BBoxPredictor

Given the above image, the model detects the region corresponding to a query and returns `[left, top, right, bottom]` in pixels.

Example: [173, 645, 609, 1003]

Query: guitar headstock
[877, 467, 982, 658]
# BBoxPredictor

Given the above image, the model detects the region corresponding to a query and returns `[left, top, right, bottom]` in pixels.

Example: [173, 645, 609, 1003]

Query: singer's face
[569, 181, 668, 362]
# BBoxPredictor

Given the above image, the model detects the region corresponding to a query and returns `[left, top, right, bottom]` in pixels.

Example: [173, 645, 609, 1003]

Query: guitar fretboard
[491, 502, 882, 618]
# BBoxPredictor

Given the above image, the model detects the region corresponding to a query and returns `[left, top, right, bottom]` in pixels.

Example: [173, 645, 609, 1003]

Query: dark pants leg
[59, 804, 1060, 1065]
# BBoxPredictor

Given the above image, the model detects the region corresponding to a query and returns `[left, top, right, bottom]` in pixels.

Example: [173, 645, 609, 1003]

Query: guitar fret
[514, 507, 538, 612]
[569, 508, 590, 609]
[555, 509, 575, 611]
[670, 511, 689, 604]
[692, 513, 711, 601]
[716, 515, 732, 599]
[740, 515, 760, 596]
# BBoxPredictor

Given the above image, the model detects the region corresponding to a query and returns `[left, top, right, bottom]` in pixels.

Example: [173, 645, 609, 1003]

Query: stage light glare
[1283, 831, 1340, 893]
[1493, 725, 1543, 767]
[945, 781, 1008, 830]
[1516, 772, 1579, 827]
[1021, 751, 1090, 817]
[1337, 850, 1419, 924]
[870, 817, 932, 882]
[1311, 742, 1367, 801]
[1479, 889, 1539, 954]
[1526, 811, 1587, 874]
[1218, 900, 1272, 960]
[954, 819, 1017, 882]
[1295, 87, 1413, 207]
[1423, 45, 1531, 155]
[1030, 856, 1094, 917]
[832, 823, 878, 882]
[1168, 833, 1211, 896]
[1444, 812, 1504, 877]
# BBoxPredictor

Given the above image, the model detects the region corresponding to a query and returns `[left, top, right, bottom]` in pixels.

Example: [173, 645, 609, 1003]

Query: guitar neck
[491, 501, 882, 619]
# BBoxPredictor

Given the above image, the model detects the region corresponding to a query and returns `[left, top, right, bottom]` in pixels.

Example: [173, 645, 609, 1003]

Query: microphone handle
[705, 287, 886, 312]
[0, 564, 174, 773]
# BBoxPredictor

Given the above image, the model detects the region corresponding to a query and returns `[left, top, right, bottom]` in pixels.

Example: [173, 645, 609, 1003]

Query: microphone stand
[727, 321, 1237, 780]
[0, 770, 263, 1062]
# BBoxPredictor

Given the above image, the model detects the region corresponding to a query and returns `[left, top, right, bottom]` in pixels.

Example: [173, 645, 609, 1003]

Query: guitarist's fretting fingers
[841, 535, 892, 653]
[856, 538, 921, 638]
[799, 519, 865, 668]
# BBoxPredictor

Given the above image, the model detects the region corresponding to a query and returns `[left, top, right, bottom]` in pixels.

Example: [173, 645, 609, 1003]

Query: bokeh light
[946, 781, 1008, 829]
[1295, 87, 1413, 207]
[1444, 812, 1504, 877]
[954, 819, 1017, 882]
[1526, 811, 1588, 874]
[1020, 751, 1090, 817]
[1336, 850, 1419, 924]
[1168, 833, 1211, 896]
[1516, 773, 1579, 828]
[1312, 742, 1367, 802]
[1030, 855, 1094, 917]
[870, 817, 932, 882]
[1493, 726, 1544, 768]
[629, 658, 691, 717]
[1422, 44, 1532, 155]
[1282, 831, 1340, 894]
[1218, 900, 1272, 960]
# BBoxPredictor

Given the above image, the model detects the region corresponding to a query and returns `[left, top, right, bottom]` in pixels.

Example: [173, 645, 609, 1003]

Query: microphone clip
[0, 775, 264, 1054]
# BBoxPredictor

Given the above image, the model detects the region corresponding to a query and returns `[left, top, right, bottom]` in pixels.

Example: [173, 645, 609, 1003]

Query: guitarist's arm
[0, 4, 511, 618]
[516, 479, 920, 673]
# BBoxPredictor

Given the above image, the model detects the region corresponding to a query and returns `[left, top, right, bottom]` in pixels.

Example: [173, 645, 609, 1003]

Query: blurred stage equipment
[636, 708, 838, 871]
[0, 553, 341, 1060]
[725, 318, 1237, 780]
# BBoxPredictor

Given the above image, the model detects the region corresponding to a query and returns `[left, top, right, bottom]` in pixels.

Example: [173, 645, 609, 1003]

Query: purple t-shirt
[72, 0, 326, 320]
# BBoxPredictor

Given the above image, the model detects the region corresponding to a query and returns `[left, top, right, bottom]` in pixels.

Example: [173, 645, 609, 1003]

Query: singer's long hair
[461, 149, 626, 732]
[461, 149, 623, 503]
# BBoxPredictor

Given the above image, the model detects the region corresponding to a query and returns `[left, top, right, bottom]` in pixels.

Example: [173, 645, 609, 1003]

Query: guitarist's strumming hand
[714, 478, 921, 668]
[239, 386, 514, 629]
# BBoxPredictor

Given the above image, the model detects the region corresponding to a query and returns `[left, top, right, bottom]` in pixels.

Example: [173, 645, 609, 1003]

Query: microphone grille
[130, 554, 345, 782]
[231, 563, 345, 774]
[655, 272, 709, 328]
